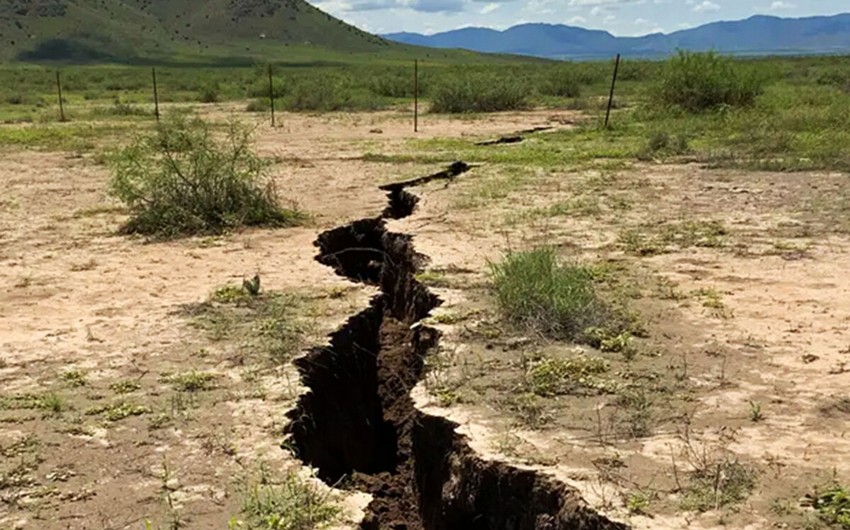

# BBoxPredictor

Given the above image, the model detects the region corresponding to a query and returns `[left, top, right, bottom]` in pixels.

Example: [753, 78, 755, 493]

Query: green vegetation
[430, 75, 529, 113]
[524, 355, 615, 396]
[682, 459, 756, 513]
[86, 401, 152, 422]
[812, 484, 850, 529]
[653, 51, 765, 112]
[190, 290, 305, 365]
[167, 371, 217, 392]
[489, 247, 625, 342]
[238, 471, 340, 530]
[108, 115, 304, 238]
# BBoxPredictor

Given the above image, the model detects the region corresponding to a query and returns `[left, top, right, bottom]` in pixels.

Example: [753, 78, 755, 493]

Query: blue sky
[311, 0, 850, 36]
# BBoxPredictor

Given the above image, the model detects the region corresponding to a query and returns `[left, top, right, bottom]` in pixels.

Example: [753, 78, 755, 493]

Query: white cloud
[770, 1, 794, 10]
[480, 2, 499, 13]
[568, 15, 587, 24]
[693, 0, 720, 12]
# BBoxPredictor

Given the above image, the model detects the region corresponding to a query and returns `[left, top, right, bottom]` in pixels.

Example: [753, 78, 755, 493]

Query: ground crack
[284, 162, 628, 530]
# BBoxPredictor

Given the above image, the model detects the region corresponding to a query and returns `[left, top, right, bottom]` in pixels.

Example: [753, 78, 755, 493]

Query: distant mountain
[382, 14, 850, 59]
[0, 0, 393, 62]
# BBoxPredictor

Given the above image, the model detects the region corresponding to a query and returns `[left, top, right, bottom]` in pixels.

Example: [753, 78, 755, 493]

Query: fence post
[152, 67, 160, 123]
[55, 70, 66, 122]
[604, 53, 621, 129]
[414, 59, 419, 133]
[268, 64, 276, 127]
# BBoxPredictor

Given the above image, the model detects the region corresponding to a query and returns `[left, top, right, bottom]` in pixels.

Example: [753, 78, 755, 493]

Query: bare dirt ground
[2, 106, 849, 529]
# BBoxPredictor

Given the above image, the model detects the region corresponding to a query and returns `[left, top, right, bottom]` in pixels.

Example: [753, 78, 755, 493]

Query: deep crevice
[284, 162, 629, 530]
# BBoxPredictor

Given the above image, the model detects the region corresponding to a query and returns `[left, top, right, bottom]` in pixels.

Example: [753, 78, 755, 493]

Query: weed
[681, 459, 756, 513]
[525, 355, 616, 396]
[414, 270, 450, 288]
[239, 470, 340, 530]
[811, 484, 850, 529]
[616, 390, 653, 438]
[584, 327, 636, 358]
[501, 392, 553, 428]
[626, 492, 651, 515]
[87, 401, 151, 422]
[39, 393, 65, 417]
[110, 379, 141, 394]
[213, 284, 255, 305]
[168, 371, 217, 392]
[61, 370, 87, 387]
[749, 401, 764, 422]
[108, 115, 304, 238]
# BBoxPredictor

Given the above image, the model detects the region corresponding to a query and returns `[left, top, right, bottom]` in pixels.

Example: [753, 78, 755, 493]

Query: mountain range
[382, 14, 850, 59]
[0, 0, 393, 62]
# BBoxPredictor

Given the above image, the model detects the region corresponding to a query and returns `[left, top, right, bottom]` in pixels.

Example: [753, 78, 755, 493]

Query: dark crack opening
[284, 162, 629, 530]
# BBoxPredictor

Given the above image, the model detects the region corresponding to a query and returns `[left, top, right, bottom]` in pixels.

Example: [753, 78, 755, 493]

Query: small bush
[246, 98, 270, 112]
[653, 51, 765, 112]
[108, 115, 303, 237]
[198, 84, 220, 103]
[283, 77, 383, 112]
[639, 131, 689, 159]
[489, 247, 613, 340]
[430, 76, 529, 113]
[369, 72, 426, 98]
[94, 98, 150, 117]
[247, 76, 287, 99]
[540, 68, 582, 98]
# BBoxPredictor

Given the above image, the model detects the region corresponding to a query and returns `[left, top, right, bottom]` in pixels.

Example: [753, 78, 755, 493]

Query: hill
[0, 0, 392, 63]
[382, 14, 850, 59]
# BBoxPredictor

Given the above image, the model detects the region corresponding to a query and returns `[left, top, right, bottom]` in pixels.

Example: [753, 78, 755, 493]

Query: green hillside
[0, 0, 398, 63]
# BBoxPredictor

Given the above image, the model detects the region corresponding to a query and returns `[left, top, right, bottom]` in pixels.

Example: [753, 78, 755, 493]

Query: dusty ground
[2, 105, 849, 529]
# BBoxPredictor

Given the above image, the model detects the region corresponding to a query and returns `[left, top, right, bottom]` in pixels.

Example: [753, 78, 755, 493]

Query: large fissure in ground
[285, 163, 628, 530]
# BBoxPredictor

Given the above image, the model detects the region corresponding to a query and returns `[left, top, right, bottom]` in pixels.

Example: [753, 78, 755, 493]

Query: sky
[310, 0, 850, 36]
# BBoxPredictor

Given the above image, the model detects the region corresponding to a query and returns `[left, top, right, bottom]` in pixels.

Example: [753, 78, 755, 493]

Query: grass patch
[489, 247, 626, 342]
[167, 371, 217, 392]
[238, 470, 340, 530]
[86, 401, 152, 422]
[61, 370, 87, 387]
[189, 291, 305, 365]
[108, 114, 304, 238]
[110, 379, 141, 394]
[682, 459, 756, 513]
[524, 354, 617, 396]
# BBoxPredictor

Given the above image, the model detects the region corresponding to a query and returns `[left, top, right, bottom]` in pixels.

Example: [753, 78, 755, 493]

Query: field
[3, 52, 850, 530]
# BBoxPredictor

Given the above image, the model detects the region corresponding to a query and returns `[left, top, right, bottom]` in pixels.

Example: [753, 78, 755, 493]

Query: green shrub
[283, 77, 383, 112]
[108, 115, 303, 237]
[369, 72, 427, 98]
[540, 68, 582, 98]
[653, 51, 765, 112]
[489, 247, 612, 340]
[247, 76, 287, 99]
[813, 484, 850, 529]
[246, 98, 270, 112]
[198, 84, 220, 103]
[430, 76, 529, 113]
[94, 99, 150, 117]
[639, 131, 689, 159]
